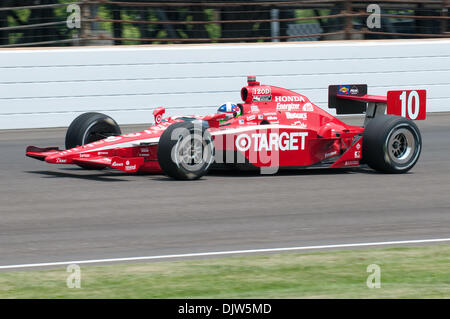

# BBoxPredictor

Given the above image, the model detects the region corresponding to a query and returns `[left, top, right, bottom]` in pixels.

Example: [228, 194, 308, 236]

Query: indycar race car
[26, 76, 426, 180]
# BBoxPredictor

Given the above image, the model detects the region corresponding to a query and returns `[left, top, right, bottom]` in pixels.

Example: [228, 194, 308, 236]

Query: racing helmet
[217, 102, 241, 121]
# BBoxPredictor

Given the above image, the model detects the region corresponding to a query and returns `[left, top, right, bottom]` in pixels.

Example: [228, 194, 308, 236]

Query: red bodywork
[26, 77, 425, 174]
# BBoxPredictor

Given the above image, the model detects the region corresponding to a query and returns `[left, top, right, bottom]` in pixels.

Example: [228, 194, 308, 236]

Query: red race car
[26, 76, 426, 180]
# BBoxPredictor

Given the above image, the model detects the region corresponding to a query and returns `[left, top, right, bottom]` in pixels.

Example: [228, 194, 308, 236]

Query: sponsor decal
[239, 119, 245, 124]
[56, 158, 67, 163]
[338, 85, 350, 95]
[252, 86, 271, 95]
[354, 151, 361, 158]
[356, 143, 361, 150]
[267, 116, 278, 121]
[140, 148, 149, 153]
[252, 87, 272, 101]
[345, 160, 359, 166]
[123, 161, 137, 171]
[111, 161, 123, 167]
[251, 105, 260, 112]
[258, 114, 264, 120]
[286, 112, 307, 120]
[98, 151, 109, 155]
[263, 112, 277, 116]
[276, 103, 301, 111]
[253, 95, 272, 102]
[292, 121, 307, 128]
[235, 132, 308, 152]
[302, 103, 314, 112]
[155, 114, 162, 124]
[246, 115, 256, 121]
[350, 86, 359, 95]
[274, 96, 305, 102]
[325, 150, 338, 158]
[79, 154, 91, 158]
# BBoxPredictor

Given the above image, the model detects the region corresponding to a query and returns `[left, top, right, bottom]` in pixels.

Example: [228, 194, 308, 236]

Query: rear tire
[157, 121, 214, 180]
[65, 112, 121, 169]
[363, 115, 421, 173]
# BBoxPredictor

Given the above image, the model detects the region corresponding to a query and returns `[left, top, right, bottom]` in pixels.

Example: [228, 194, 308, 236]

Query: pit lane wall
[1, 39, 449, 129]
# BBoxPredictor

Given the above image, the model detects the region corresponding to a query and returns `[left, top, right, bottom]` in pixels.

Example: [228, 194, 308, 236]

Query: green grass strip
[0, 244, 449, 298]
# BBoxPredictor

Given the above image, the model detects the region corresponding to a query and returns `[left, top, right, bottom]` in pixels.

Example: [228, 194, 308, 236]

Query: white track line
[1, 238, 450, 270]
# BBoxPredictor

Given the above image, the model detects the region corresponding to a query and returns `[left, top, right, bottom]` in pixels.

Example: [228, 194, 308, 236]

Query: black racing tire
[157, 121, 214, 180]
[65, 112, 121, 169]
[363, 115, 422, 174]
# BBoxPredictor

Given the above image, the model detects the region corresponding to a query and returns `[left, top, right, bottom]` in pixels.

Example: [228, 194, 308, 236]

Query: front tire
[363, 115, 422, 173]
[157, 121, 214, 180]
[65, 112, 121, 169]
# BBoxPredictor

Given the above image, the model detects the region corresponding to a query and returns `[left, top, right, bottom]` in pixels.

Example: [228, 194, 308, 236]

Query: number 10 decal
[387, 89, 426, 120]
[399, 90, 420, 119]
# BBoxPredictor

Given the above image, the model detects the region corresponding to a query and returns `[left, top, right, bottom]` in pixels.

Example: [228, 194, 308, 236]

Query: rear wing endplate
[328, 85, 426, 121]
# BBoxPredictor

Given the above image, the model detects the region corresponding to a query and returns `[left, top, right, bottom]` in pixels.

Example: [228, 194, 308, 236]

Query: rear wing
[328, 85, 426, 121]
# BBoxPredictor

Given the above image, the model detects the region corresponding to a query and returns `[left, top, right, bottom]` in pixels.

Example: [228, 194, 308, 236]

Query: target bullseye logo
[155, 114, 162, 124]
[235, 134, 251, 152]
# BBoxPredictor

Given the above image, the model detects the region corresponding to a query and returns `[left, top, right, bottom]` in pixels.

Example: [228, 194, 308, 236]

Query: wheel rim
[174, 132, 213, 171]
[387, 127, 416, 165]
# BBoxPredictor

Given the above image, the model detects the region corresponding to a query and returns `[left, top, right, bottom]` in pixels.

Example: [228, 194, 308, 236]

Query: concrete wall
[1, 39, 449, 129]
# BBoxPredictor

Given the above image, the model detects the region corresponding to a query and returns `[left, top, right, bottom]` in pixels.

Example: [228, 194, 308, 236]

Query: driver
[217, 102, 241, 121]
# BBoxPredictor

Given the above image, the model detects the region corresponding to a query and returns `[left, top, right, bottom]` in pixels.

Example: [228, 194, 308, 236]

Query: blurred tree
[0, 0, 78, 46]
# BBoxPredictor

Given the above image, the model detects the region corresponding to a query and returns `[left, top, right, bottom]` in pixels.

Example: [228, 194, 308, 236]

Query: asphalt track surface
[0, 114, 449, 267]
